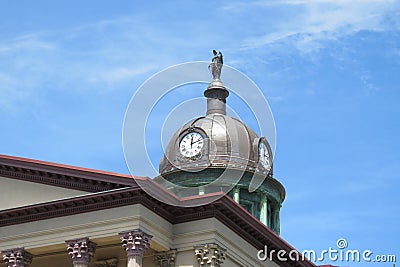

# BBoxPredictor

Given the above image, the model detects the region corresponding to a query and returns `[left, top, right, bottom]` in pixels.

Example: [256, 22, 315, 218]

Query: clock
[179, 132, 204, 158]
[258, 141, 271, 169]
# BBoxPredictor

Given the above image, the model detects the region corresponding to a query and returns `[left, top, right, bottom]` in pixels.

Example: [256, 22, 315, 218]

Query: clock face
[258, 142, 271, 169]
[179, 132, 204, 158]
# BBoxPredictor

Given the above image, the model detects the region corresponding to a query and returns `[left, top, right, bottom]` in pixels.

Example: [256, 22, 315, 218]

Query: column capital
[119, 229, 152, 258]
[154, 249, 176, 267]
[1, 248, 32, 267]
[194, 243, 226, 266]
[65, 237, 97, 266]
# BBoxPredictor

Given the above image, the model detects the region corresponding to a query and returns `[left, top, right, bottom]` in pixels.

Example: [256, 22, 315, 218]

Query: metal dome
[159, 113, 272, 176]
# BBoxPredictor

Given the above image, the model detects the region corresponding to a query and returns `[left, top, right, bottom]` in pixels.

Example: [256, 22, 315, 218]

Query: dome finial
[204, 50, 229, 115]
[208, 50, 223, 81]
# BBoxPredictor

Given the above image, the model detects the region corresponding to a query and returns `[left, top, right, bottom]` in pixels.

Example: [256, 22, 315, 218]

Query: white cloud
[0, 34, 56, 53]
[238, 0, 399, 52]
[87, 65, 159, 84]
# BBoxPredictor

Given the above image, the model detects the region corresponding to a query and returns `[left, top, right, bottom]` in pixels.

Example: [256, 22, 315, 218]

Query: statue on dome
[209, 50, 223, 80]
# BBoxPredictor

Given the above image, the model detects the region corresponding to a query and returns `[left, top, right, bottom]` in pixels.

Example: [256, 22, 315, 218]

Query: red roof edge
[0, 154, 142, 179]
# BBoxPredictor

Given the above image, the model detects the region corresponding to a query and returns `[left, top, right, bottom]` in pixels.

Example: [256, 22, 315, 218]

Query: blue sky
[1, 1, 399, 266]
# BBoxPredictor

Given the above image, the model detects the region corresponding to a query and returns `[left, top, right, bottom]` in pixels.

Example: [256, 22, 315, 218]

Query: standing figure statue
[208, 50, 223, 80]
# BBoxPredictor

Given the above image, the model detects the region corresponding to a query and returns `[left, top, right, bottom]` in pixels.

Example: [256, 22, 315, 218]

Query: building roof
[0, 154, 316, 267]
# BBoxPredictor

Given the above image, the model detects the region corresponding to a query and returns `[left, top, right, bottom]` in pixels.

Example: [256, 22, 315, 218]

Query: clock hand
[190, 135, 194, 148]
[192, 139, 202, 145]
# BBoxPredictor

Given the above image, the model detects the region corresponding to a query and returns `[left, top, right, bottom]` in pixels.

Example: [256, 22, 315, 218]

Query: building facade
[0, 154, 314, 267]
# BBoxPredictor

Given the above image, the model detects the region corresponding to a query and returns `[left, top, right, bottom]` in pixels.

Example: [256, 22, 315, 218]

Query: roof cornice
[0, 154, 141, 192]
